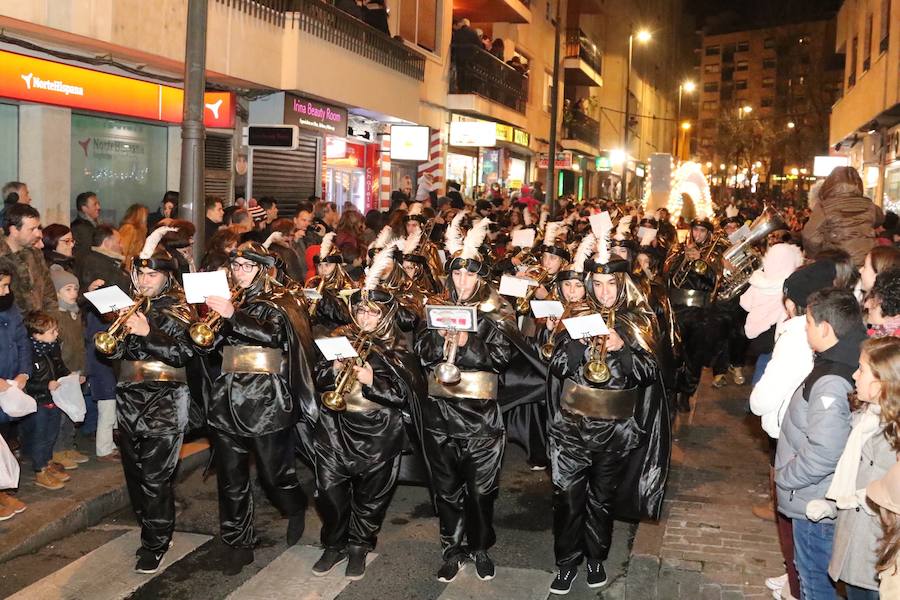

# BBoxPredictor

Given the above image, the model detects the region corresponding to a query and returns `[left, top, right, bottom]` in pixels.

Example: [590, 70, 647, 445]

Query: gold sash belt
[341, 381, 385, 413]
[668, 288, 709, 308]
[222, 346, 285, 374]
[561, 379, 639, 420]
[118, 360, 187, 383]
[428, 371, 499, 401]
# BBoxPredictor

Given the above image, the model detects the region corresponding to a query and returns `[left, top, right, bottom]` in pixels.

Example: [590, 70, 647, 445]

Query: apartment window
[763, 58, 776, 70]
[736, 60, 748, 71]
[702, 100, 718, 111]
[762, 77, 775, 88]
[735, 79, 748, 90]
[881, 0, 891, 52]
[736, 41, 750, 52]
[705, 45, 720, 56]
[704, 63, 720, 74]
[764, 37, 776, 49]
[850, 36, 858, 87]
[761, 97, 774, 107]
[703, 81, 719, 93]
[700, 138, 713, 147]
[702, 119, 716, 129]
[397, 0, 437, 51]
[864, 13, 873, 71]
[543, 71, 553, 112]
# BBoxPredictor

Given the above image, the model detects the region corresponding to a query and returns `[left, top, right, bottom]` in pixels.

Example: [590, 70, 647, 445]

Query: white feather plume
[537, 209, 549, 233]
[364, 242, 397, 291]
[408, 202, 423, 217]
[726, 204, 739, 218]
[403, 229, 422, 255]
[319, 232, 336, 258]
[444, 211, 466, 256]
[139, 226, 177, 259]
[572, 234, 596, 273]
[523, 208, 533, 227]
[616, 215, 633, 237]
[461, 218, 491, 260]
[263, 232, 284, 249]
[596, 227, 612, 266]
[544, 222, 565, 247]
[371, 226, 394, 251]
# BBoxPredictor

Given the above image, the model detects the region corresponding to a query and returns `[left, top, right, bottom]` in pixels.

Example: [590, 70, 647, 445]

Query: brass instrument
[583, 309, 615, 384]
[540, 301, 585, 361]
[189, 286, 246, 347]
[322, 334, 373, 411]
[434, 329, 462, 385]
[308, 277, 328, 317]
[718, 206, 786, 301]
[671, 234, 725, 288]
[515, 265, 550, 315]
[94, 296, 148, 355]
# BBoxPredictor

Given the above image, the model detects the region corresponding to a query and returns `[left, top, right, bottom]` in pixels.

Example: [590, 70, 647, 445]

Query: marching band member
[401, 229, 442, 295]
[709, 216, 748, 388]
[107, 229, 196, 574]
[306, 232, 352, 333]
[403, 201, 444, 285]
[663, 216, 725, 412]
[312, 242, 426, 580]
[536, 221, 571, 299]
[546, 230, 670, 595]
[413, 214, 515, 583]
[204, 241, 315, 575]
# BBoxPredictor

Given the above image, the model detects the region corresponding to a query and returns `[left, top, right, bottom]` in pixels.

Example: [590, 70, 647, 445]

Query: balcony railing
[216, 0, 426, 80]
[563, 110, 600, 147]
[565, 29, 602, 76]
[450, 44, 528, 113]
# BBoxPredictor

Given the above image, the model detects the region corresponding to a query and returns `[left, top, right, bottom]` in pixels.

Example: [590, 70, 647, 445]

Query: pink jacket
[739, 243, 804, 339]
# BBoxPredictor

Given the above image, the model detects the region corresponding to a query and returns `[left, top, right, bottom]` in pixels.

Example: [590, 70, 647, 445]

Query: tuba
[321, 334, 373, 411]
[189, 286, 246, 347]
[583, 309, 615, 384]
[718, 206, 786, 301]
[94, 295, 149, 355]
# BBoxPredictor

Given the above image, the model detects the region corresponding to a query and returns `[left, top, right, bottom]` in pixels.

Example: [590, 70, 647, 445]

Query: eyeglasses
[230, 262, 258, 272]
[58, 238, 75, 245]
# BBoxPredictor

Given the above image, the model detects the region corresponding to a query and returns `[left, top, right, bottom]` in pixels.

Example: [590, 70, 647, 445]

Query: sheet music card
[182, 271, 231, 304]
[315, 336, 358, 361]
[510, 228, 535, 249]
[531, 300, 564, 319]
[83, 286, 135, 315]
[499, 275, 532, 298]
[562, 313, 610, 340]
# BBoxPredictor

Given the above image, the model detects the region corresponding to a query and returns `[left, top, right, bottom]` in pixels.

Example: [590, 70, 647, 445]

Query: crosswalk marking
[438, 566, 554, 600]
[226, 545, 378, 600]
[6, 530, 211, 600]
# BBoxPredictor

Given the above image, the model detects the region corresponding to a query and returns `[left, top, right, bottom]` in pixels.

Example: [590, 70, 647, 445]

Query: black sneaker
[549, 567, 578, 595]
[312, 548, 348, 576]
[586, 559, 608, 589]
[134, 549, 165, 574]
[436, 556, 464, 583]
[222, 546, 254, 576]
[473, 550, 495, 581]
[286, 514, 305, 547]
[345, 546, 367, 581]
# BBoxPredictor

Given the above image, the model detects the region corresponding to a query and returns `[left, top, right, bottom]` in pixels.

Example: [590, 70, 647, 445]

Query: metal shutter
[204, 133, 233, 203]
[250, 135, 321, 216]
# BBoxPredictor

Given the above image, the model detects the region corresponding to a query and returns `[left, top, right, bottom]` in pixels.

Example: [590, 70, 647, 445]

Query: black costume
[206, 244, 315, 551]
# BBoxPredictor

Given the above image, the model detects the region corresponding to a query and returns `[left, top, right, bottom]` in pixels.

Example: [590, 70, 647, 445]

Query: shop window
[397, 0, 437, 52]
[0, 104, 17, 187]
[70, 114, 167, 224]
[705, 45, 720, 56]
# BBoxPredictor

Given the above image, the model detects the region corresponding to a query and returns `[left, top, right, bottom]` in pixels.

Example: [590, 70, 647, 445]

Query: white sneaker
[780, 581, 797, 600]
[765, 574, 787, 592]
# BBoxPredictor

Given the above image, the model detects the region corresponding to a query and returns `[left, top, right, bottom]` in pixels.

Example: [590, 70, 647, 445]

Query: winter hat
[761, 243, 804, 281]
[50, 265, 78, 292]
[783, 260, 837, 309]
[248, 205, 267, 223]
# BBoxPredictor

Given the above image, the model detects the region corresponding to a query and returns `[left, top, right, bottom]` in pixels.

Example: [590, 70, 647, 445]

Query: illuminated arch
[668, 161, 713, 221]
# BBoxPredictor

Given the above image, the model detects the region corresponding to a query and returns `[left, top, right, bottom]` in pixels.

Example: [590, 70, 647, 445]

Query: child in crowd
[50, 266, 88, 468]
[20, 311, 72, 490]
[827, 336, 900, 598]
[0, 265, 31, 519]
[775, 288, 867, 599]
[866, 268, 900, 338]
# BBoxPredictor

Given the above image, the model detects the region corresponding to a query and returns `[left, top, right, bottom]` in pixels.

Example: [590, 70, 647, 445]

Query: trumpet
[540, 301, 585, 361]
[434, 329, 462, 385]
[94, 295, 148, 355]
[583, 309, 616, 384]
[308, 277, 328, 318]
[515, 265, 551, 315]
[321, 334, 373, 411]
[189, 286, 246, 347]
[671, 234, 724, 288]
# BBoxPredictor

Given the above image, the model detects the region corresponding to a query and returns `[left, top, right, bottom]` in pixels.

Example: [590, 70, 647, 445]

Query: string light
[666, 161, 713, 220]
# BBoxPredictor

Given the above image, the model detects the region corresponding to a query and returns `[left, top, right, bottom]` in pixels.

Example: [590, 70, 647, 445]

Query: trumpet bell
[434, 362, 461, 385]
[540, 342, 554, 361]
[93, 331, 118, 355]
[189, 322, 216, 348]
[584, 360, 611, 384]
[692, 260, 709, 275]
[321, 390, 347, 411]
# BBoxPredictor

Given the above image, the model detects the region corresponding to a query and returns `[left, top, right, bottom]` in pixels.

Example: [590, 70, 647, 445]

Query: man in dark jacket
[204, 196, 224, 246]
[0, 204, 56, 313]
[76, 225, 129, 295]
[0, 264, 32, 408]
[71, 191, 101, 260]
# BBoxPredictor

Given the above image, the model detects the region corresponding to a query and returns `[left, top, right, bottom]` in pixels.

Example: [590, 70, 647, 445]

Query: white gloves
[805, 499, 837, 522]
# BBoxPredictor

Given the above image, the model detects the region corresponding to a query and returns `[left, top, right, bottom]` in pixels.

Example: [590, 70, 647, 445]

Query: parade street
[0, 373, 779, 600]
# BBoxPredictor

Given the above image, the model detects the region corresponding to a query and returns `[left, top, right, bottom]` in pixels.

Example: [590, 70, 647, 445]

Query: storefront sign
[538, 151, 573, 170]
[635, 164, 646, 178]
[495, 124, 530, 147]
[390, 125, 430, 161]
[449, 120, 497, 147]
[813, 155, 850, 177]
[326, 136, 347, 159]
[283, 94, 348, 136]
[0, 50, 234, 127]
[595, 155, 611, 172]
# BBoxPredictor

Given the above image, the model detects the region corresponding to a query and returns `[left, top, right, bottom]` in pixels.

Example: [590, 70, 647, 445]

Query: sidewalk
[626, 372, 783, 599]
[0, 438, 209, 563]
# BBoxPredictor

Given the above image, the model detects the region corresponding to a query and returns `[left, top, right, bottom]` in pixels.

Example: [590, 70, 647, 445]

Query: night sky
[686, 0, 843, 29]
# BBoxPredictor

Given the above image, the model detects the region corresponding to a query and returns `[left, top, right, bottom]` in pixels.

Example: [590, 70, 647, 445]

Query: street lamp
[620, 28, 652, 204]
[675, 79, 696, 161]
[787, 121, 796, 129]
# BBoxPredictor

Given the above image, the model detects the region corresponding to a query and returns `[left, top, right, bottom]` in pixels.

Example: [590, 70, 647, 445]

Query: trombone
[307, 277, 328, 318]
[189, 286, 246, 347]
[321, 334, 373, 411]
[583, 309, 616, 385]
[671, 234, 724, 288]
[94, 296, 148, 355]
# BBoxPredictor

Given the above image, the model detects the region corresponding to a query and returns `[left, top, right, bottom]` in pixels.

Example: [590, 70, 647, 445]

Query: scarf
[826, 404, 882, 509]
[31, 339, 58, 357]
[58, 299, 80, 314]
